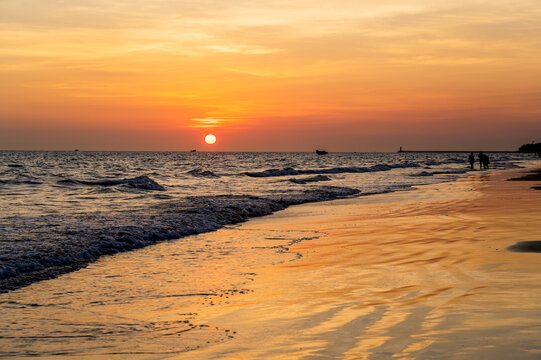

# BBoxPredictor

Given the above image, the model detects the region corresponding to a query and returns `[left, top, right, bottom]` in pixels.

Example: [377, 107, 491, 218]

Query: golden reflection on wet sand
[181, 169, 541, 359]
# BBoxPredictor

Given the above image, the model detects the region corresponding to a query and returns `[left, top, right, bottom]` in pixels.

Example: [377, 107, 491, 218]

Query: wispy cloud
[189, 118, 235, 128]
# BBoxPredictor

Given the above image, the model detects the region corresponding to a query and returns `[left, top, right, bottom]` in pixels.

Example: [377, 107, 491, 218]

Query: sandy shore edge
[179, 166, 541, 360]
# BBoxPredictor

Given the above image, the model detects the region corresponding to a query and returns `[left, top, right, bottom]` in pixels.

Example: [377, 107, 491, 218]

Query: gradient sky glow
[1, 0, 541, 151]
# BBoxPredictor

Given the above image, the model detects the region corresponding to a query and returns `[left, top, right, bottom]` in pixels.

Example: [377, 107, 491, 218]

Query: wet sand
[508, 167, 541, 191]
[1, 168, 541, 359]
[180, 168, 541, 359]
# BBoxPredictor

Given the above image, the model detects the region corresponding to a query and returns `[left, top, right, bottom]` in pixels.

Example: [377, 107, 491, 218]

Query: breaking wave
[412, 169, 469, 177]
[186, 169, 220, 178]
[289, 175, 331, 184]
[244, 163, 420, 177]
[424, 158, 465, 166]
[0, 179, 42, 185]
[0, 186, 359, 292]
[58, 175, 165, 191]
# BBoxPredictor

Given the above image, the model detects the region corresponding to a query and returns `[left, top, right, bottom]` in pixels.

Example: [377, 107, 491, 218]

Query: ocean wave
[58, 175, 165, 191]
[0, 179, 42, 185]
[412, 171, 433, 177]
[424, 159, 467, 167]
[186, 169, 220, 178]
[412, 169, 469, 177]
[0, 186, 359, 292]
[289, 175, 331, 184]
[244, 163, 420, 178]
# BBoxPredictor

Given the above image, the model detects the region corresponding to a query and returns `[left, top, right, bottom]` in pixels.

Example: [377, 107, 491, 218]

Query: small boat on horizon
[316, 150, 328, 155]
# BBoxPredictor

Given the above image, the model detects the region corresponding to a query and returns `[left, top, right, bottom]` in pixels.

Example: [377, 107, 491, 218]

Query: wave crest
[0, 186, 358, 292]
[58, 175, 165, 191]
[289, 175, 331, 184]
[244, 163, 420, 177]
[186, 169, 220, 178]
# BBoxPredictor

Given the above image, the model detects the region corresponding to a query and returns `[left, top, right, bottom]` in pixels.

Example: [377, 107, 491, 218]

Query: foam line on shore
[0, 186, 359, 293]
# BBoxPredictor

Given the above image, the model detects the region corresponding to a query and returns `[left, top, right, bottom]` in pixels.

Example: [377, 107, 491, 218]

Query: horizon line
[0, 149, 521, 153]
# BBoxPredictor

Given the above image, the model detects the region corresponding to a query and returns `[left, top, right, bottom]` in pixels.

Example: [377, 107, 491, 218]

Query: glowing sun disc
[205, 134, 216, 144]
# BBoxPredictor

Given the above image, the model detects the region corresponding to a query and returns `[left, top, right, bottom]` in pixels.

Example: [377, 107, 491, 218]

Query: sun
[204, 134, 216, 144]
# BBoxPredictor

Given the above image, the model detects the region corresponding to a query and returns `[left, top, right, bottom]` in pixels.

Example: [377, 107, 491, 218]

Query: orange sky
[1, 0, 540, 151]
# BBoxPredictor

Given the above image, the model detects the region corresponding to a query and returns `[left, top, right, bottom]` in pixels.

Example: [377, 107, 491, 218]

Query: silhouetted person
[468, 152, 475, 169]
[478, 152, 484, 169]
[482, 153, 490, 169]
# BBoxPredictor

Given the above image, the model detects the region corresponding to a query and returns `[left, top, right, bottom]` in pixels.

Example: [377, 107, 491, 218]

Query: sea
[0, 151, 532, 293]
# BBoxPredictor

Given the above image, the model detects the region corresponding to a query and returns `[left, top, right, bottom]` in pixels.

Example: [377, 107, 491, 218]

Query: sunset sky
[1, 0, 540, 151]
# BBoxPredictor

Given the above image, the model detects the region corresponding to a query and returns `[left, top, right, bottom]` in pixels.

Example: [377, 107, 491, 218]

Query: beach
[4, 0, 541, 357]
[178, 167, 541, 359]
[1, 166, 540, 359]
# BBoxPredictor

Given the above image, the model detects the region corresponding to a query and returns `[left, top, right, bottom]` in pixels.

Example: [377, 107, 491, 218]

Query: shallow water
[0, 226, 321, 358]
[178, 172, 541, 359]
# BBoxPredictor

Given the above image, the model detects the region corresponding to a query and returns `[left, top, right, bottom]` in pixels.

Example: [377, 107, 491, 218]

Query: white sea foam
[0, 186, 359, 292]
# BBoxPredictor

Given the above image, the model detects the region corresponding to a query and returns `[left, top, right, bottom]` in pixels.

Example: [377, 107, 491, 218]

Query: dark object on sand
[507, 241, 541, 253]
[507, 168, 541, 189]
[507, 169, 541, 182]
[518, 142, 541, 154]
[316, 150, 328, 155]
[190, 149, 196, 152]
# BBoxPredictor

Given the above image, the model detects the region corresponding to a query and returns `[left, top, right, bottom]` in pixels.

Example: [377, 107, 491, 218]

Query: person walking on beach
[482, 153, 490, 169]
[468, 152, 475, 169]
[478, 152, 484, 169]
[478, 152, 490, 169]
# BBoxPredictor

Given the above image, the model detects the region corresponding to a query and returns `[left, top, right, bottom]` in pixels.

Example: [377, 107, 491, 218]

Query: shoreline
[0, 186, 358, 293]
[1, 165, 540, 358]
[1, 163, 510, 294]
[179, 166, 541, 359]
